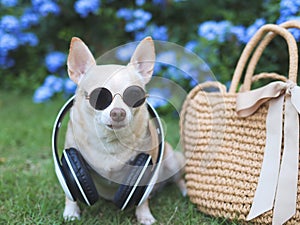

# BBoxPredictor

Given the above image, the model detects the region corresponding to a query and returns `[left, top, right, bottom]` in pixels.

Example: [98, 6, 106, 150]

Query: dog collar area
[51, 95, 165, 209]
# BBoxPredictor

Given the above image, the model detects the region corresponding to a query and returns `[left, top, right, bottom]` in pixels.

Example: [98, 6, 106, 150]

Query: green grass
[0, 91, 238, 225]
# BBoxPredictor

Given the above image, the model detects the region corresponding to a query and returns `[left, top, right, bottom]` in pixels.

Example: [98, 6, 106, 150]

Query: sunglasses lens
[89, 88, 112, 110]
[123, 86, 146, 108]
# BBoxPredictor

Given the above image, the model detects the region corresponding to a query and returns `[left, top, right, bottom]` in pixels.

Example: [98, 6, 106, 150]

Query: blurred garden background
[1, 0, 299, 102]
[1, 0, 300, 224]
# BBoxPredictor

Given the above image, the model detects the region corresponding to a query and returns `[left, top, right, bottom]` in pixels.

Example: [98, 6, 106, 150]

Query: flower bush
[0, 0, 299, 105]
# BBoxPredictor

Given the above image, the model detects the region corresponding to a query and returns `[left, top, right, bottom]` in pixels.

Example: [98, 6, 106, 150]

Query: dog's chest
[82, 144, 142, 200]
[81, 143, 134, 172]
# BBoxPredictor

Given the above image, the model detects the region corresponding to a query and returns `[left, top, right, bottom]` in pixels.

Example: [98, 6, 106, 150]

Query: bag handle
[239, 72, 288, 92]
[183, 81, 226, 100]
[243, 20, 300, 91]
[251, 72, 288, 83]
[229, 23, 298, 93]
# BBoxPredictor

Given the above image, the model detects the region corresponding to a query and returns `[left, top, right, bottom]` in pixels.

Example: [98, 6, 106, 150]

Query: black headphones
[51, 95, 164, 210]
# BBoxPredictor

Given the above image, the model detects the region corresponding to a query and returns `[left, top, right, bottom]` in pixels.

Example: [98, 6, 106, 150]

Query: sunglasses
[85, 85, 147, 110]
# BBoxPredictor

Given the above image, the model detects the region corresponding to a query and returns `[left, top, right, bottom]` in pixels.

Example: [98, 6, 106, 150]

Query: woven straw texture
[180, 21, 300, 224]
[181, 85, 300, 224]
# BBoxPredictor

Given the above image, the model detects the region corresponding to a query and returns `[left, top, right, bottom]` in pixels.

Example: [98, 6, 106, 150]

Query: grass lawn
[0, 90, 238, 225]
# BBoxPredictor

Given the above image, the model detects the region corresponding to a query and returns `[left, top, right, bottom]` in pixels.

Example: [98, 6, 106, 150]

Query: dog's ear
[129, 36, 155, 84]
[67, 37, 96, 84]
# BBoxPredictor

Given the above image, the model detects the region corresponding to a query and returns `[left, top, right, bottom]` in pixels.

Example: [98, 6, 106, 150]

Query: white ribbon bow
[236, 80, 300, 225]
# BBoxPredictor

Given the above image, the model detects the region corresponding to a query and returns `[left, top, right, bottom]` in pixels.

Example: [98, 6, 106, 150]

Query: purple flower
[124, 23, 134, 32]
[242, 18, 266, 43]
[0, 54, 15, 68]
[33, 76, 76, 103]
[133, 9, 152, 22]
[74, 0, 101, 18]
[154, 51, 176, 75]
[175, 62, 196, 80]
[64, 78, 77, 94]
[33, 75, 77, 103]
[31, 0, 45, 8]
[217, 21, 232, 42]
[198, 21, 218, 41]
[45, 51, 66, 73]
[286, 16, 300, 40]
[152, 0, 166, 6]
[19, 32, 39, 46]
[230, 25, 246, 42]
[156, 51, 177, 66]
[135, 0, 145, 6]
[151, 25, 168, 41]
[0, 15, 20, 33]
[20, 11, 40, 29]
[135, 24, 168, 41]
[280, 0, 300, 17]
[1, 0, 18, 7]
[0, 33, 19, 52]
[32, 0, 60, 16]
[185, 40, 198, 52]
[0, 55, 6, 67]
[44, 75, 64, 92]
[125, 20, 147, 32]
[164, 66, 181, 80]
[39, 2, 60, 16]
[33, 85, 54, 103]
[277, 0, 300, 25]
[153, 63, 163, 74]
[116, 8, 133, 20]
[118, 8, 152, 35]
[115, 43, 136, 62]
[198, 20, 232, 43]
[148, 87, 170, 108]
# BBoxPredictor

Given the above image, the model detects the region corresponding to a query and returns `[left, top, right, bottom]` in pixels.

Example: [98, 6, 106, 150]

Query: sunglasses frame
[84, 85, 148, 110]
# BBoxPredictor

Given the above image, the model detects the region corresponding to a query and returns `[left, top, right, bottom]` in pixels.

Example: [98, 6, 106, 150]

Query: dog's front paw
[135, 200, 156, 225]
[63, 200, 81, 221]
[137, 213, 156, 225]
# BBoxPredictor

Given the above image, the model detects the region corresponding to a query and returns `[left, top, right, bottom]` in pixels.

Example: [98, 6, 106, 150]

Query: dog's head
[67, 37, 155, 131]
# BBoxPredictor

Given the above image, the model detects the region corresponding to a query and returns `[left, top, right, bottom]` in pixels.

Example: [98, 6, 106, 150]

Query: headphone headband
[51, 95, 76, 202]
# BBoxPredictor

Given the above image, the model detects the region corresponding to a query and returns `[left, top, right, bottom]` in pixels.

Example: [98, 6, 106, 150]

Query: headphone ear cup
[61, 148, 99, 205]
[113, 153, 152, 210]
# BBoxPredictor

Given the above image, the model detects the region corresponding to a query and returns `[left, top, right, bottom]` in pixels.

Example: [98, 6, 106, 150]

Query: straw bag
[180, 21, 300, 225]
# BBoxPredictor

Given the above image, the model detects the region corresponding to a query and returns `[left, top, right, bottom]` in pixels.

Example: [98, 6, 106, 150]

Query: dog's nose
[110, 108, 126, 122]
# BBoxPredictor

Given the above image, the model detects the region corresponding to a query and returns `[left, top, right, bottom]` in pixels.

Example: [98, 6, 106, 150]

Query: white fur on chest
[65, 104, 151, 181]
